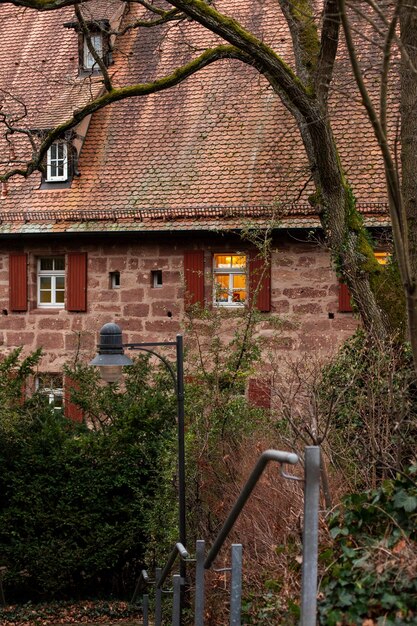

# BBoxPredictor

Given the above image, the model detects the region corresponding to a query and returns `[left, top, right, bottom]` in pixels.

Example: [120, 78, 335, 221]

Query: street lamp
[90, 322, 186, 598]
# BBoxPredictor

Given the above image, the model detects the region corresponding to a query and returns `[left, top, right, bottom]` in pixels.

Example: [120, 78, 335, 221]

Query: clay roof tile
[0, 0, 392, 231]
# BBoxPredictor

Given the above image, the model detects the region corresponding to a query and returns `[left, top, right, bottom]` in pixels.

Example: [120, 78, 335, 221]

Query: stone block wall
[0, 232, 358, 374]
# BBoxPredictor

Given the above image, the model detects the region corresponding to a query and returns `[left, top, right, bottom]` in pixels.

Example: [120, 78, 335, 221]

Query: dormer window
[63, 18, 111, 74]
[83, 32, 104, 70]
[46, 143, 68, 182]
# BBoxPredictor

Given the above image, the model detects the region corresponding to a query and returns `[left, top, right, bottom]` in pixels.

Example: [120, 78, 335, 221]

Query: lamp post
[90, 323, 186, 604]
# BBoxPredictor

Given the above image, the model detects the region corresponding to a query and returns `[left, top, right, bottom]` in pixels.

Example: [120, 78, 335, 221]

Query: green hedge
[0, 350, 177, 600]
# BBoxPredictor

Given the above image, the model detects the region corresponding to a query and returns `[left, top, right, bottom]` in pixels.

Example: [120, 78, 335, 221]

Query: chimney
[1, 182, 8, 198]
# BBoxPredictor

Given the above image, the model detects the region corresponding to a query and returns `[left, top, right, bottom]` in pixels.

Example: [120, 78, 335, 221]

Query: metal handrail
[204, 449, 299, 569]
[132, 447, 321, 626]
[156, 542, 189, 589]
[131, 569, 150, 604]
[131, 543, 188, 604]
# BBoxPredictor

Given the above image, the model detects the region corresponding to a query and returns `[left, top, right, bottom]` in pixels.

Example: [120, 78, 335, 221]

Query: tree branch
[164, 0, 312, 116]
[6, 0, 313, 117]
[339, 0, 413, 291]
[316, 0, 341, 102]
[135, 0, 174, 17]
[0, 45, 251, 181]
[7, 0, 81, 9]
[380, 2, 400, 134]
[109, 9, 183, 36]
[75, 3, 112, 92]
[278, 0, 320, 87]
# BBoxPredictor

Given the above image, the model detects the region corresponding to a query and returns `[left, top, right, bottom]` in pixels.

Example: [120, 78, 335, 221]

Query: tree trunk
[400, 0, 417, 375]
[400, 0, 417, 279]
[300, 103, 389, 339]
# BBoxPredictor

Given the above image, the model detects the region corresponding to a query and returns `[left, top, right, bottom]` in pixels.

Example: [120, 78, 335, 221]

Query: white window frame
[83, 32, 103, 70]
[37, 257, 65, 308]
[35, 374, 64, 413]
[213, 253, 247, 307]
[46, 143, 68, 182]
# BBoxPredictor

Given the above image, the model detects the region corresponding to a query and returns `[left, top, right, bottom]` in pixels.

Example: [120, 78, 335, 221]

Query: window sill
[78, 68, 104, 77]
[31, 307, 65, 314]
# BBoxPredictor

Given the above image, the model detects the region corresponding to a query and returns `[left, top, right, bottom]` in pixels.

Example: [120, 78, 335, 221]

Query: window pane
[54, 257, 65, 271]
[53, 394, 64, 411]
[214, 255, 232, 268]
[215, 274, 229, 302]
[92, 34, 103, 56]
[215, 274, 229, 288]
[55, 276, 65, 289]
[231, 255, 246, 268]
[50, 374, 63, 388]
[84, 34, 103, 68]
[36, 374, 64, 411]
[40, 276, 51, 289]
[40, 258, 53, 271]
[55, 290, 65, 304]
[233, 274, 246, 289]
[232, 274, 246, 302]
[40, 290, 52, 304]
[38, 260, 65, 307]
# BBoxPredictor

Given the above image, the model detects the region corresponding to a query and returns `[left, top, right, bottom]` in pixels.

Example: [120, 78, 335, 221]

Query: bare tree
[335, 0, 417, 374]
[0, 0, 404, 353]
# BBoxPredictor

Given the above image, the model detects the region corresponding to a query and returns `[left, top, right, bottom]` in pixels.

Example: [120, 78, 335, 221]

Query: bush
[0, 350, 177, 600]
[319, 330, 417, 487]
[319, 467, 417, 624]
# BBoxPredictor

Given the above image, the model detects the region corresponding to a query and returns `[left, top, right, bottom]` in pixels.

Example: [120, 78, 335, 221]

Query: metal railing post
[300, 446, 321, 626]
[194, 540, 205, 626]
[142, 593, 149, 626]
[155, 567, 162, 626]
[172, 574, 182, 626]
[230, 544, 243, 626]
[135, 449, 302, 626]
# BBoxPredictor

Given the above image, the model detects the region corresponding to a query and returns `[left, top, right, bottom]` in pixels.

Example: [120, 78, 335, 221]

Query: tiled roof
[0, 203, 390, 235]
[0, 0, 391, 232]
[35, 78, 104, 129]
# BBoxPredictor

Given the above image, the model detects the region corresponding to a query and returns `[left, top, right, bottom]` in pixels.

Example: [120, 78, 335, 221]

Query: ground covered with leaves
[0, 600, 143, 625]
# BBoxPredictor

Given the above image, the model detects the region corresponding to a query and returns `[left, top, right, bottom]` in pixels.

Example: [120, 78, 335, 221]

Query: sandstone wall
[0, 233, 358, 373]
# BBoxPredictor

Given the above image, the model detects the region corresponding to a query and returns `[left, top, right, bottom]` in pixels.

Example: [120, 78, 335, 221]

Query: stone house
[0, 0, 390, 417]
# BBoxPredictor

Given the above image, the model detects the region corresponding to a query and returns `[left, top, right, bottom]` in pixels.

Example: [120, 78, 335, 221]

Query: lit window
[151, 270, 163, 288]
[375, 251, 390, 265]
[213, 254, 246, 306]
[36, 374, 64, 413]
[83, 33, 103, 70]
[37, 257, 65, 308]
[110, 271, 120, 289]
[46, 143, 68, 182]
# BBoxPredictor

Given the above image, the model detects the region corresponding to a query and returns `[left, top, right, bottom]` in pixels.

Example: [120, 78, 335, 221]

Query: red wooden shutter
[249, 251, 271, 312]
[64, 377, 83, 422]
[9, 253, 28, 311]
[184, 251, 204, 307]
[338, 281, 353, 312]
[67, 252, 87, 312]
[248, 378, 271, 409]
